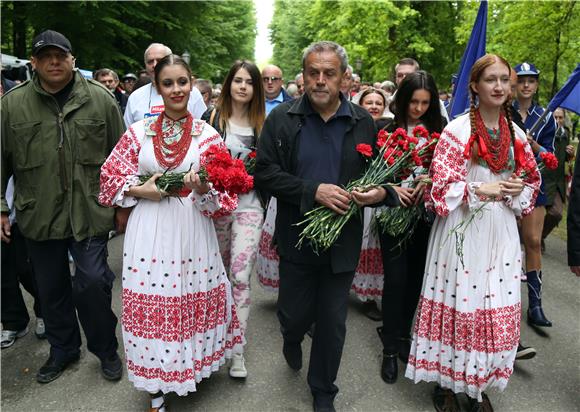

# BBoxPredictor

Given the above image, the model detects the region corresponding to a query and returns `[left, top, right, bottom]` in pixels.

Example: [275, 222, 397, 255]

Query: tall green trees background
[2, 0, 578, 104]
[1, 1, 256, 83]
[270, 0, 579, 103]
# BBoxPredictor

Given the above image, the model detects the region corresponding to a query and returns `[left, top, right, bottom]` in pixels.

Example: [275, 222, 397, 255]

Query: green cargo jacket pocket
[11, 121, 44, 170]
[74, 119, 108, 165]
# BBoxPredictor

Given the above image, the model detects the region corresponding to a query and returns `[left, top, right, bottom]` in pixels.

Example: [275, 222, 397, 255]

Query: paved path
[2, 235, 579, 411]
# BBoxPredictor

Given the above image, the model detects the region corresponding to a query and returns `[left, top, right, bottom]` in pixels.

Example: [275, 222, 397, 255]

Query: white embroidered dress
[99, 115, 243, 395]
[351, 207, 383, 303]
[405, 114, 540, 401]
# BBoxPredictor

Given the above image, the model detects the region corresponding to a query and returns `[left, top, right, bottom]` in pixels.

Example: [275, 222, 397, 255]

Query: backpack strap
[209, 108, 217, 128]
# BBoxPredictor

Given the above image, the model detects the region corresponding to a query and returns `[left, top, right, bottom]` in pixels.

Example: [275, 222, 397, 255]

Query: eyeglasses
[263, 76, 282, 83]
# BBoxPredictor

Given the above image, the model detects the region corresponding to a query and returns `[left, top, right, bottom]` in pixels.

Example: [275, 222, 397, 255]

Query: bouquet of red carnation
[374, 127, 440, 248]
[139, 145, 254, 197]
[199, 144, 254, 194]
[518, 150, 558, 178]
[296, 126, 440, 253]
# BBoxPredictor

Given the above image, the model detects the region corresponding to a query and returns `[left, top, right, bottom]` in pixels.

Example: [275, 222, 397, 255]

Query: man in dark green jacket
[1, 30, 125, 384]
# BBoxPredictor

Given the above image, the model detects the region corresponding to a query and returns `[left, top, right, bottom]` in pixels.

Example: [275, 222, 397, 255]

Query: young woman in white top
[201, 60, 266, 378]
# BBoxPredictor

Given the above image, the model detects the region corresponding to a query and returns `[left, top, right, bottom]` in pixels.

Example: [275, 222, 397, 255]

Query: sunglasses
[263, 76, 282, 82]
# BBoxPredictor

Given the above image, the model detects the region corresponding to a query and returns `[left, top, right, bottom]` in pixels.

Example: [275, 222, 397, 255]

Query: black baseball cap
[32, 30, 72, 56]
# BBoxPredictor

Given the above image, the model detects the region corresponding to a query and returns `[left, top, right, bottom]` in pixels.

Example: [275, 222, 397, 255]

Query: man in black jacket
[255, 41, 399, 412]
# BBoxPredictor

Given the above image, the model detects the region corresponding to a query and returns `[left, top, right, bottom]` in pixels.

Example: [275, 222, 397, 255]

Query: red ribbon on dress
[463, 133, 489, 160]
[513, 138, 527, 170]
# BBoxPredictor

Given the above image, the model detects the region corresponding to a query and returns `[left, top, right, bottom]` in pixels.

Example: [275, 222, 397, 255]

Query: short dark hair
[395, 58, 420, 73]
[392, 70, 443, 133]
[153, 54, 192, 86]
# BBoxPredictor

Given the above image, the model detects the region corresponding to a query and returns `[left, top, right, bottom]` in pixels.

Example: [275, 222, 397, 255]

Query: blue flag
[449, 1, 487, 119]
[547, 64, 580, 115]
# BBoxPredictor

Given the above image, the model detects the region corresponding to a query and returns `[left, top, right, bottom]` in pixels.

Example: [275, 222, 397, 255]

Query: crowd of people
[1, 29, 579, 412]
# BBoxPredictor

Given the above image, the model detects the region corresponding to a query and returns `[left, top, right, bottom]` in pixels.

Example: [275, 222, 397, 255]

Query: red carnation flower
[199, 144, 253, 194]
[356, 143, 373, 158]
[248, 151, 257, 159]
[412, 125, 429, 138]
[539, 152, 558, 170]
[376, 134, 388, 148]
[391, 128, 406, 139]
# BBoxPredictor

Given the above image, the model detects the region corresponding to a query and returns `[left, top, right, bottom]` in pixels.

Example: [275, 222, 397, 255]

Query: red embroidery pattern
[257, 274, 279, 289]
[126, 336, 242, 382]
[413, 296, 520, 353]
[351, 284, 382, 298]
[122, 284, 240, 342]
[355, 248, 383, 275]
[99, 126, 141, 207]
[199, 133, 223, 152]
[514, 136, 540, 216]
[258, 231, 279, 261]
[408, 356, 513, 386]
[192, 119, 205, 136]
[429, 130, 469, 217]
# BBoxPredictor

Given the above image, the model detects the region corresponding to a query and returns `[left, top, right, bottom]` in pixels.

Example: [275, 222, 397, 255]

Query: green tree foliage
[270, 0, 579, 99]
[488, 1, 579, 102]
[270, 0, 465, 90]
[1, 1, 256, 83]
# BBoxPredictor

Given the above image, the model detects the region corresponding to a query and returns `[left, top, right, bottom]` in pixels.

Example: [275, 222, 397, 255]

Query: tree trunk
[551, 32, 560, 99]
[12, 1, 27, 57]
[550, 2, 576, 99]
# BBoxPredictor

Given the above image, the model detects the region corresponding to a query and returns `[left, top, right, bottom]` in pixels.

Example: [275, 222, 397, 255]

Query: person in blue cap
[512, 61, 557, 328]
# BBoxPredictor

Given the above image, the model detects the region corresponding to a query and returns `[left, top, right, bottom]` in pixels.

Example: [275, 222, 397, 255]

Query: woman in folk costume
[377, 71, 446, 384]
[256, 196, 280, 292]
[405, 54, 540, 412]
[351, 88, 392, 321]
[99, 54, 243, 412]
[201, 60, 266, 378]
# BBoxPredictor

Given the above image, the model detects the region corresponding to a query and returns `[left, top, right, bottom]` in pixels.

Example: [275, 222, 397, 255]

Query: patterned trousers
[214, 210, 264, 335]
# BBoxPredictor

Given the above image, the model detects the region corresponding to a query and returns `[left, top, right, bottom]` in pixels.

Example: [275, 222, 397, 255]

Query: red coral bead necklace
[152, 112, 193, 170]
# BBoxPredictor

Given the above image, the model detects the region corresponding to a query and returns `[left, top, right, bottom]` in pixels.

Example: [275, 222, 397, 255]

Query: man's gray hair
[295, 73, 303, 82]
[144, 43, 172, 64]
[94, 68, 119, 82]
[302, 41, 348, 73]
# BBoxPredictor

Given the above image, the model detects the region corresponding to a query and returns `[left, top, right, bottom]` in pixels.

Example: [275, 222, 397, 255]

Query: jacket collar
[31, 70, 90, 115]
[287, 93, 364, 121]
[512, 99, 540, 116]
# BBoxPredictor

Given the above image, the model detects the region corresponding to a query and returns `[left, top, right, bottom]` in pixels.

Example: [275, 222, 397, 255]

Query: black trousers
[25, 235, 118, 363]
[1, 224, 42, 330]
[379, 222, 430, 354]
[278, 258, 354, 402]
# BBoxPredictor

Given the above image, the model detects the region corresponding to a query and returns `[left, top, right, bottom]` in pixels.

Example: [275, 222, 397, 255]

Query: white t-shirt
[123, 83, 207, 127]
[225, 121, 262, 212]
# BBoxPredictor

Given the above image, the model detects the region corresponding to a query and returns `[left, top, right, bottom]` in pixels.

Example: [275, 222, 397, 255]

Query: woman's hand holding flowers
[184, 170, 210, 195]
